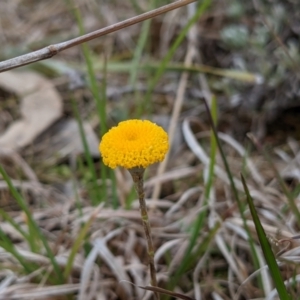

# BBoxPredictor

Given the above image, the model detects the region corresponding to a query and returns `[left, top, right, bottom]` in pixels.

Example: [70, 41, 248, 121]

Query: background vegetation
[0, 0, 300, 299]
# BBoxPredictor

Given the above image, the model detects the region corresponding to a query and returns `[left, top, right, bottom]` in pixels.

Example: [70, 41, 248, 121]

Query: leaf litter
[0, 0, 300, 299]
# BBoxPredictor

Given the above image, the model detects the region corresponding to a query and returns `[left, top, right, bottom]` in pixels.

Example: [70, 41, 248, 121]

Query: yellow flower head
[99, 119, 169, 169]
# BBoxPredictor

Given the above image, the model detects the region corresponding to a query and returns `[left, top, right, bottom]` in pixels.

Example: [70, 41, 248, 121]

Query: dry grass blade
[166, 187, 202, 216]
[122, 281, 196, 300]
[93, 239, 132, 297]
[182, 118, 267, 195]
[0, 283, 80, 300]
[78, 246, 100, 300]
[154, 238, 183, 264]
[215, 233, 246, 284]
[145, 166, 200, 188]
[0, 272, 16, 293]
[140, 285, 195, 300]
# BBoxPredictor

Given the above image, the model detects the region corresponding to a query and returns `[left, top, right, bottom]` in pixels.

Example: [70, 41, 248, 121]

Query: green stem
[129, 167, 159, 300]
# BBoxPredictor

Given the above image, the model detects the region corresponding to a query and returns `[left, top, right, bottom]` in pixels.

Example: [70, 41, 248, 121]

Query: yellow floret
[99, 119, 169, 169]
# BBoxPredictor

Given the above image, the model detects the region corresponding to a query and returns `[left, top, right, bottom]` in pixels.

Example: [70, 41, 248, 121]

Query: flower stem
[129, 167, 159, 300]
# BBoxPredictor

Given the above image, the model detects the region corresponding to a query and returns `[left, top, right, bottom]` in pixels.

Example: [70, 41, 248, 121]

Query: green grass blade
[93, 61, 259, 83]
[0, 208, 30, 241]
[202, 99, 263, 289]
[187, 221, 221, 271]
[63, 207, 99, 280]
[0, 228, 36, 274]
[0, 181, 38, 252]
[66, 0, 108, 203]
[109, 169, 118, 209]
[0, 165, 64, 283]
[171, 96, 218, 284]
[263, 148, 300, 226]
[40, 56, 259, 84]
[131, 17, 151, 117]
[204, 95, 218, 203]
[129, 0, 143, 13]
[71, 98, 102, 205]
[129, 18, 151, 86]
[241, 174, 291, 300]
[168, 222, 221, 292]
[130, 0, 157, 117]
[68, 1, 107, 134]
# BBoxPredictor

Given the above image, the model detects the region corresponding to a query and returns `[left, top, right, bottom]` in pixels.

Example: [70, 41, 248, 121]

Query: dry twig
[0, 0, 196, 73]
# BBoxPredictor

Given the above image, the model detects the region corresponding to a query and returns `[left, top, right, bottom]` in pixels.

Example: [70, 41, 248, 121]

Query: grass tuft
[241, 174, 291, 300]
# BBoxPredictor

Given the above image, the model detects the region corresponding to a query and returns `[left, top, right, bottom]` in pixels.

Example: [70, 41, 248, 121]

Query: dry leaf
[0, 71, 62, 150]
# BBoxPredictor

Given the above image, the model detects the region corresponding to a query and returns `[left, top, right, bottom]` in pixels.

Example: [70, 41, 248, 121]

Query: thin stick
[129, 168, 159, 300]
[0, 0, 196, 73]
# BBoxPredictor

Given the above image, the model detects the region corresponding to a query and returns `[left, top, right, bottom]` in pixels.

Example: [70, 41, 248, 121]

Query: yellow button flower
[99, 119, 169, 169]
